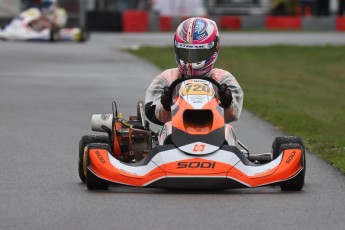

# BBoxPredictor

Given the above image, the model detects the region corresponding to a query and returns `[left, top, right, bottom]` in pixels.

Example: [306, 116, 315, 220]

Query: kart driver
[145, 17, 244, 125]
[25, 0, 67, 32]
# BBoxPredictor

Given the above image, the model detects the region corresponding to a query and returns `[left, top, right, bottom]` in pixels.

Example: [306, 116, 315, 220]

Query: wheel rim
[83, 146, 88, 176]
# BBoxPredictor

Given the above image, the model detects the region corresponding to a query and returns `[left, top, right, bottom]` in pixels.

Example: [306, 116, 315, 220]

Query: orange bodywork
[227, 149, 303, 187]
[172, 97, 224, 135]
[89, 149, 165, 186]
[112, 121, 122, 158]
[88, 147, 303, 188]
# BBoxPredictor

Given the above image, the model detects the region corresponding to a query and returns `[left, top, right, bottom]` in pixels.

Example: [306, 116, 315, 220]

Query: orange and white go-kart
[78, 76, 305, 191]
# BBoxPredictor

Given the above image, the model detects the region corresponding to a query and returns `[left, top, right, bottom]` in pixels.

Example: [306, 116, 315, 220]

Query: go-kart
[78, 76, 306, 191]
[0, 8, 88, 42]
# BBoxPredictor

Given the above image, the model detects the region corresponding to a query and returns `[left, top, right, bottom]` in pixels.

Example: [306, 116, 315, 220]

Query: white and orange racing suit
[145, 68, 244, 125]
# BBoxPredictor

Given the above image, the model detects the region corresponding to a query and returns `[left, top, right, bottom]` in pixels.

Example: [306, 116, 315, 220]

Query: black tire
[78, 28, 90, 43]
[279, 143, 306, 191]
[49, 29, 60, 42]
[272, 136, 304, 160]
[78, 135, 108, 183]
[86, 143, 110, 190]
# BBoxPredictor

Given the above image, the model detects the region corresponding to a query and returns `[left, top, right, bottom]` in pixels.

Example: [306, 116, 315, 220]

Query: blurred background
[1, 0, 344, 31]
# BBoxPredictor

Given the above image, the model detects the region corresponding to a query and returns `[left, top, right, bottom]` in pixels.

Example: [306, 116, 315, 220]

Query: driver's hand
[219, 84, 233, 108]
[161, 87, 173, 111]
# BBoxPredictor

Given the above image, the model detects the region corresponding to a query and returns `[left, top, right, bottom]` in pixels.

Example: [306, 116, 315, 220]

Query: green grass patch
[127, 45, 345, 172]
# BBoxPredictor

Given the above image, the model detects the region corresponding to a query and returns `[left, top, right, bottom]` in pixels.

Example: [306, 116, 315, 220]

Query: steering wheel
[169, 76, 222, 93]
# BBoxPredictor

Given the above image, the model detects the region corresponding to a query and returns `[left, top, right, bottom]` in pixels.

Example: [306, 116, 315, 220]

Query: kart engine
[117, 120, 152, 162]
[91, 114, 152, 163]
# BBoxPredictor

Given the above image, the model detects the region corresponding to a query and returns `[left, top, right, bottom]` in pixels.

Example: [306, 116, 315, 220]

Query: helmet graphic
[41, 0, 57, 13]
[174, 17, 220, 77]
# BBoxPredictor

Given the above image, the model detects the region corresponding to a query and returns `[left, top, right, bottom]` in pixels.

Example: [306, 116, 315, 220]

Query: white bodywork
[104, 147, 284, 186]
[0, 8, 50, 40]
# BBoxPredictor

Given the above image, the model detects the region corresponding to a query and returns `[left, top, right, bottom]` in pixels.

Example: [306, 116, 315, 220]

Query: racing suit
[21, 7, 67, 32]
[145, 68, 244, 125]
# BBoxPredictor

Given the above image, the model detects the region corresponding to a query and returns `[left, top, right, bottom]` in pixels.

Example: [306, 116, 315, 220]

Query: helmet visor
[175, 40, 218, 63]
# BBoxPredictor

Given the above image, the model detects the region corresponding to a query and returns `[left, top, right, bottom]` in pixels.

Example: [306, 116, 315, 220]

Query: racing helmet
[174, 17, 220, 77]
[40, 0, 57, 13]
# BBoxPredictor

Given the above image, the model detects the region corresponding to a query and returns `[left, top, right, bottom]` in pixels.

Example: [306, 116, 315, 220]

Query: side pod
[227, 147, 304, 188]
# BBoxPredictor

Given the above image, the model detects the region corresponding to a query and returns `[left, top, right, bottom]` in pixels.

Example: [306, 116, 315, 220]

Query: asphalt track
[0, 33, 345, 230]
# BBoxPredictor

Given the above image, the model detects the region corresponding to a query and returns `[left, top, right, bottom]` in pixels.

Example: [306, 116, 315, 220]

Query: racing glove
[219, 84, 233, 108]
[161, 87, 173, 111]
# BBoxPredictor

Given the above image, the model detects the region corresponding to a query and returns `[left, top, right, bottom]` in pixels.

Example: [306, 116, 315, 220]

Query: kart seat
[163, 135, 173, 145]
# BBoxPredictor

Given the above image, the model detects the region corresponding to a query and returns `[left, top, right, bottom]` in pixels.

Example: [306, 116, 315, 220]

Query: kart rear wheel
[49, 29, 60, 42]
[86, 143, 110, 190]
[278, 143, 306, 191]
[78, 135, 108, 183]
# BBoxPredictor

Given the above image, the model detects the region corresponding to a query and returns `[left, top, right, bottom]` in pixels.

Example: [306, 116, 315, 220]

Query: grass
[127, 45, 345, 172]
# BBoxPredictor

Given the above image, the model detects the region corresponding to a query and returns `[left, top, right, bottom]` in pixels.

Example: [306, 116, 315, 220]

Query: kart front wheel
[279, 143, 306, 191]
[272, 136, 304, 160]
[78, 28, 89, 42]
[86, 143, 110, 190]
[78, 135, 108, 183]
[272, 136, 306, 191]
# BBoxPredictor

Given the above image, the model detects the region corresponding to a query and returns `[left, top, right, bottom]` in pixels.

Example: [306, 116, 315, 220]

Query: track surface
[1, 33, 345, 230]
